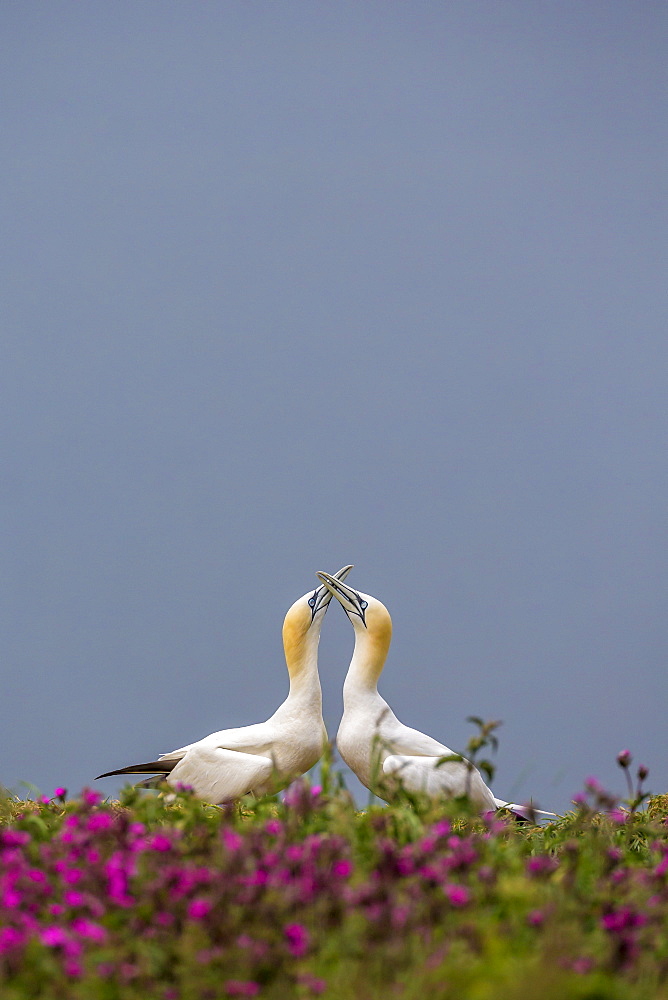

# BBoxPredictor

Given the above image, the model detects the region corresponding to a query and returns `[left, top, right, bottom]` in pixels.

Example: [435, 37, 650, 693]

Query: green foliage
[1, 766, 668, 1000]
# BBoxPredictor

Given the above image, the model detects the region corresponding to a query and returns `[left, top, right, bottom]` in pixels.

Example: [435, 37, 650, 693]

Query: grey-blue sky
[1, 2, 666, 813]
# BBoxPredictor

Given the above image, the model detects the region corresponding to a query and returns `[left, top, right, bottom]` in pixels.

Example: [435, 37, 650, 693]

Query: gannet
[96, 565, 354, 804]
[317, 571, 553, 817]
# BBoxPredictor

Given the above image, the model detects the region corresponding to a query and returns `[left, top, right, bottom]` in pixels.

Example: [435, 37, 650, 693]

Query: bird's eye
[360, 601, 368, 610]
[308, 596, 317, 608]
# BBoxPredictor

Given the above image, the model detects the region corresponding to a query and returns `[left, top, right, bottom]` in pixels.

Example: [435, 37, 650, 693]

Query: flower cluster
[1, 766, 667, 999]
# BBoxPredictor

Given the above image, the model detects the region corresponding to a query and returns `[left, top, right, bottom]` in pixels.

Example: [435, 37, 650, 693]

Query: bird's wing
[383, 754, 497, 810]
[96, 722, 278, 780]
[161, 721, 276, 761]
[168, 747, 275, 804]
[381, 718, 458, 759]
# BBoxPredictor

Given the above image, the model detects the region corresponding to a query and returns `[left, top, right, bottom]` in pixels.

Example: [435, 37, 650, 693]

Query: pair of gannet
[316, 571, 553, 818]
[96, 565, 354, 804]
[98, 565, 550, 816]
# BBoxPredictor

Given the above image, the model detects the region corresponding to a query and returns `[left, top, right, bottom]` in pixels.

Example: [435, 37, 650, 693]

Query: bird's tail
[96, 760, 177, 780]
[493, 797, 557, 821]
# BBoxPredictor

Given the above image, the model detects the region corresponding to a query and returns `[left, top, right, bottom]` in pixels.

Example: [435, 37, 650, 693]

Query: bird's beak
[310, 564, 354, 616]
[316, 570, 367, 624]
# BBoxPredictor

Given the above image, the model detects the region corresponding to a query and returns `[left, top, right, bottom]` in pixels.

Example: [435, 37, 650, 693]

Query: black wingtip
[95, 760, 174, 780]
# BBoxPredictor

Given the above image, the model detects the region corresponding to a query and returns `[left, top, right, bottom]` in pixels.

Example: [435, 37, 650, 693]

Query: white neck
[276, 623, 323, 717]
[342, 627, 384, 704]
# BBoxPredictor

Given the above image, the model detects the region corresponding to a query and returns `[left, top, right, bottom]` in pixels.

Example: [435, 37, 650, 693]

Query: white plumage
[96, 565, 353, 804]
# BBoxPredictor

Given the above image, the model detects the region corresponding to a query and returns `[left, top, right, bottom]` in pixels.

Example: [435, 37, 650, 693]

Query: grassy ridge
[2, 765, 668, 1000]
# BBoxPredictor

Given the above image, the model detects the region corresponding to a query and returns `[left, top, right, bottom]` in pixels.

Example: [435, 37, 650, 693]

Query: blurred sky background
[1, 2, 666, 814]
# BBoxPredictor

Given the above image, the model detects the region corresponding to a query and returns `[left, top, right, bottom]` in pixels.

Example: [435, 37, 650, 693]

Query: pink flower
[285, 922, 309, 957]
[148, 834, 172, 852]
[332, 859, 352, 878]
[616, 750, 632, 768]
[187, 899, 212, 921]
[41, 926, 70, 948]
[54, 787, 67, 799]
[225, 981, 260, 996]
[0, 927, 24, 954]
[527, 909, 544, 926]
[242, 870, 268, 886]
[222, 829, 243, 852]
[87, 813, 113, 832]
[265, 819, 282, 835]
[601, 907, 646, 933]
[71, 918, 107, 942]
[432, 820, 451, 837]
[64, 891, 84, 907]
[444, 884, 470, 907]
[82, 789, 102, 807]
[297, 973, 327, 994]
[1, 830, 29, 847]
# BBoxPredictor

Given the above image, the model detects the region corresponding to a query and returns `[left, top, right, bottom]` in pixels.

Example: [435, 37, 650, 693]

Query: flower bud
[616, 750, 632, 768]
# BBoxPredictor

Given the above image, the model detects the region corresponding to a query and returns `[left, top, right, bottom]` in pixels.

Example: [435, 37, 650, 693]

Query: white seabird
[317, 571, 554, 818]
[96, 565, 354, 804]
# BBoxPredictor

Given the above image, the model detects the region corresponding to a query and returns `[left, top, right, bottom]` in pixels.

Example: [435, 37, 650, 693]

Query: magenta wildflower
[332, 859, 352, 878]
[445, 884, 470, 907]
[82, 789, 102, 807]
[1, 830, 29, 847]
[87, 812, 113, 832]
[265, 819, 282, 835]
[617, 750, 632, 768]
[148, 834, 172, 853]
[222, 828, 243, 852]
[527, 909, 545, 926]
[187, 899, 212, 921]
[64, 890, 84, 907]
[297, 973, 327, 994]
[572, 957, 594, 974]
[601, 907, 646, 933]
[71, 918, 107, 942]
[53, 786, 67, 799]
[432, 820, 451, 837]
[285, 922, 310, 957]
[526, 856, 558, 877]
[0, 927, 24, 953]
[225, 980, 260, 996]
[63, 868, 83, 885]
[41, 926, 70, 948]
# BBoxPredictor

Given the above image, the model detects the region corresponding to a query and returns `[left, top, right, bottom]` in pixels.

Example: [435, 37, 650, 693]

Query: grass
[1, 752, 667, 999]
